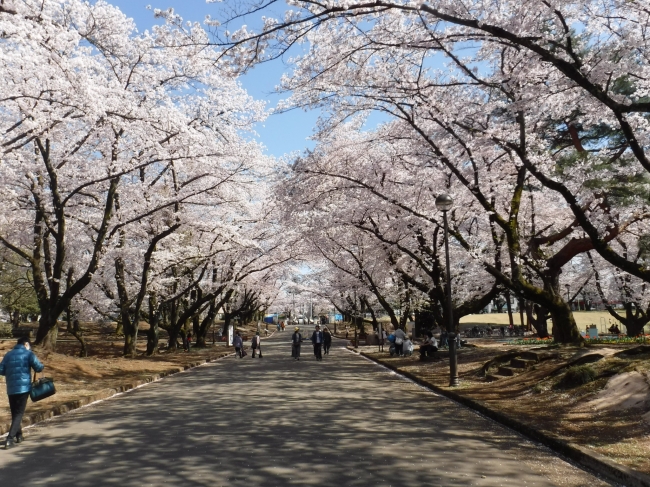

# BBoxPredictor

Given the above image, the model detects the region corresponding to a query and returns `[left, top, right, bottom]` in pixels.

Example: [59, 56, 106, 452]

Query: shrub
[532, 383, 545, 394]
[0, 323, 12, 338]
[559, 365, 597, 388]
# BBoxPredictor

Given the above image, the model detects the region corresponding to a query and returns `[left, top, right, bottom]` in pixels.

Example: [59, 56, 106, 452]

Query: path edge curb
[1, 351, 233, 436]
[355, 349, 650, 487]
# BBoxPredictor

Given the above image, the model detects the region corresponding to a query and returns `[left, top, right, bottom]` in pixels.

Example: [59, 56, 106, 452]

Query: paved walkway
[0, 329, 610, 486]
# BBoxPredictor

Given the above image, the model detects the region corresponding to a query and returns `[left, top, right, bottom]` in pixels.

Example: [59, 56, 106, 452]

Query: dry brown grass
[0, 322, 244, 426]
[360, 341, 650, 474]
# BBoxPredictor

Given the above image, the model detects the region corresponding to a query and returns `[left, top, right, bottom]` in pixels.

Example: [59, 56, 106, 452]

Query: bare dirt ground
[460, 310, 643, 334]
[359, 339, 650, 475]
[0, 320, 271, 426]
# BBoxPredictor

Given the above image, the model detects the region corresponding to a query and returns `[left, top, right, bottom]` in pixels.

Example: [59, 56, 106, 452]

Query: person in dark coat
[233, 331, 243, 358]
[311, 325, 323, 361]
[0, 337, 44, 449]
[291, 327, 302, 360]
[323, 327, 332, 355]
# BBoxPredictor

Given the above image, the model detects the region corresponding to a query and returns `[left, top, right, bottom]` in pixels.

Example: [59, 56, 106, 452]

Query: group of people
[291, 324, 332, 360]
[608, 324, 622, 335]
[386, 329, 448, 360]
[232, 324, 334, 361]
[232, 331, 263, 358]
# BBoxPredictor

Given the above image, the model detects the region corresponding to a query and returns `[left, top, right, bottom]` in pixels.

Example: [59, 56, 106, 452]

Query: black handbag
[30, 372, 56, 402]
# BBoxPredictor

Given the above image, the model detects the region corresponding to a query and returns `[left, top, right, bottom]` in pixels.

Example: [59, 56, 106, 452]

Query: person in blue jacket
[0, 337, 44, 449]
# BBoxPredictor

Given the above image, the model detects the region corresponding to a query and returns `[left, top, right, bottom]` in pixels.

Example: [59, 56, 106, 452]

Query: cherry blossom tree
[210, 0, 649, 342]
[0, 0, 267, 350]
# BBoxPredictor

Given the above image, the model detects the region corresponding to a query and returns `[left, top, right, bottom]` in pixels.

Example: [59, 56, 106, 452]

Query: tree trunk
[168, 326, 181, 351]
[124, 330, 138, 357]
[526, 302, 550, 338]
[518, 299, 526, 330]
[616, 304, 649, 337]
[35, 312, 58, 351]
[545, 272, 581, 343]
[115, 320, 124, 336]
[146, 294, 159, 356]
[116, 256, 139, 358]
[192, 313, 200, 340]
[167, 298, 180, 350]
[222, 312, 232, 336]
[10, 309, 20, 329]
[195, 300, 219, 348]
[505, 291, 515, 328]
[549, 302, 582, 343]
[67, 318, 87, 357]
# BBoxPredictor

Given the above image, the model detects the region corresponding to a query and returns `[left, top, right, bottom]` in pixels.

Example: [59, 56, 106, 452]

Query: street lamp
[436, 193, 458, 387]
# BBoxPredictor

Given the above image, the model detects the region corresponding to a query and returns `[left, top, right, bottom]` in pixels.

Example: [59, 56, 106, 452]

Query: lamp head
[435, 194, 453, 212]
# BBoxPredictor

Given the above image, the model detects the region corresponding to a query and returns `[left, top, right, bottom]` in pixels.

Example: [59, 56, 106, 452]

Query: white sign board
[228, 324, 234, 347]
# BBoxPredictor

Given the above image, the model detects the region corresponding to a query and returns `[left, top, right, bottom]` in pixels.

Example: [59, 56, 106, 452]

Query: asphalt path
[0, 327, 611, 486]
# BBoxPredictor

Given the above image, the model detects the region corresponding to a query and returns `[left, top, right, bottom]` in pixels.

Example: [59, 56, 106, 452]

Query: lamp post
[436, 194, 458, 387]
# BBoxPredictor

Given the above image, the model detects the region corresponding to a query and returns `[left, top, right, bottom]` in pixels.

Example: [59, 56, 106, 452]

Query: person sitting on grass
[608, 324, 621, 335]
[419, 331, 438, 360]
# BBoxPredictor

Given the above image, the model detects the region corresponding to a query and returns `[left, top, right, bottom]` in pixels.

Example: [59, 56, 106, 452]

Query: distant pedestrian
[394, 327, 406, 356]
[323, 327, 332, 355]
[186, 332, 192, 352]
[0, 337, 44, 449]
[251, 332, 262, 358]
[291, 327, 302, 360]
[312, 325, 323, 361]
[281, 321, 286, 331]
[439, 330, 448, 348]
[233, 331, 243, 358]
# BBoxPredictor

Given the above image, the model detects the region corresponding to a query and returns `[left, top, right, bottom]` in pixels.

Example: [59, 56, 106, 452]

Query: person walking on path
[311, 325, 323, 361]
[0, 337, 44, 449]
[251, 332, 262, 358]
[393, 327, 407, 356]
[291, 327, 302, 360]
[323, 327, 332, 355]
[233, 331, 243, 358]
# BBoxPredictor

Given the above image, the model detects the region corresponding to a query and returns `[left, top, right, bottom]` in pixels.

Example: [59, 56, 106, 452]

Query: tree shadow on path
[0, 338, 608, 487]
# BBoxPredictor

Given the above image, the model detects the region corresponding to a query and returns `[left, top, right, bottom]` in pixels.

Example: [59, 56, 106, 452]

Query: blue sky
[110, 0, 320, 159]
